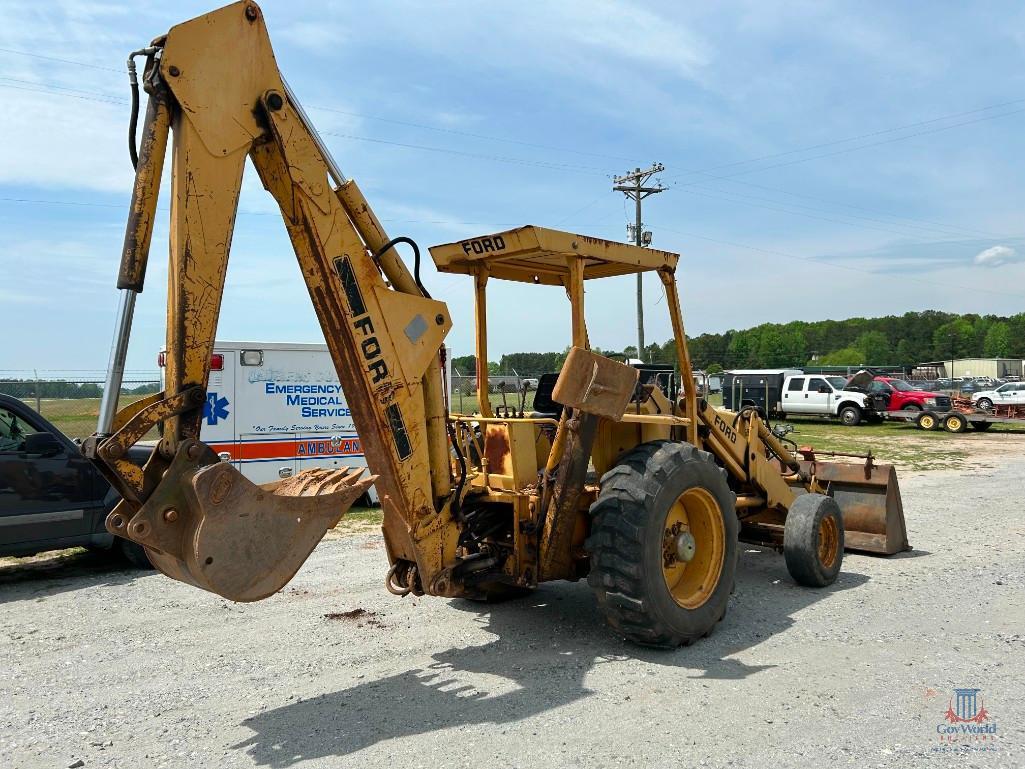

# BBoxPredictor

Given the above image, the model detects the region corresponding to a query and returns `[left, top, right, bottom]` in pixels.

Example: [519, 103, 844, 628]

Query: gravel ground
[1, 459, 1023, 769]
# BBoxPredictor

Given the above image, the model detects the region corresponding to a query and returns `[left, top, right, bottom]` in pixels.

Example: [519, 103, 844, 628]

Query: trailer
[884, 408, 1016, 433]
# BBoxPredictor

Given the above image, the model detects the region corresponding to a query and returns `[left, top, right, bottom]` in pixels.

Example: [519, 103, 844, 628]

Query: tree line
[452, 310, 1025, 375]
[0, 380, 159, 399]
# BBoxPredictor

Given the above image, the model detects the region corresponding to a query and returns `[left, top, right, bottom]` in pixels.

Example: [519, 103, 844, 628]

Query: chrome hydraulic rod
[96, 288, 137, 436]
[282, 78, 346, 187]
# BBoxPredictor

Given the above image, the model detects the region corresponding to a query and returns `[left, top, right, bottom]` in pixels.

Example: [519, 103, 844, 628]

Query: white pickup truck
[779, 373, 875, 426]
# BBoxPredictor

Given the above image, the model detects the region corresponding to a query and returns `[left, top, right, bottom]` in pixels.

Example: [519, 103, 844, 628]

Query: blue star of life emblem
[203, 392, 230, 425]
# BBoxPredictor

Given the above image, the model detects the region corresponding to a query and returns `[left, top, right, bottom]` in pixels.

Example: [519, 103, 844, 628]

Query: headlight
[924, 398, 937, 406]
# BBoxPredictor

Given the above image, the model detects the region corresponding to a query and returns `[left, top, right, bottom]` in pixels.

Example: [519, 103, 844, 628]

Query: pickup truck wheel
[783, 493, 844, 587]
[586, 441, 738, 648]
[976, 398, 993, 411]
[118, 538, 154, 569]
[901, 403, 922, 412]
[838, 405, 862, 426]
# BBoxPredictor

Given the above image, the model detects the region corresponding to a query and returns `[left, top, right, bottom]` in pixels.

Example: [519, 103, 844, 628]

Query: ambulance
[158, 340, 452, 503]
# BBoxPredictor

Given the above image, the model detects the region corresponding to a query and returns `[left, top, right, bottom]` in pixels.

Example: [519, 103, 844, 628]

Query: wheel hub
[660, 488, 726, 610]
[675, 530, 696, 562]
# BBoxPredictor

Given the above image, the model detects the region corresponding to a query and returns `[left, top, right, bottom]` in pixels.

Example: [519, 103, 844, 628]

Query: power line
[681, 174, 1005, 240]
[667, 107, 1025, 186]
[0, 196, 622, 230]
[5, 51, 1022, 256]
[5, 60, 1022, 200]
[0, 46, 124, 73]
[319, 130, 613, 175]
[0, 45, 643, 164]
[309, 104, 641, 164]
[672, 185, 1010, 242]
[4, 42, 1023, 190]
[667, 97, 1025, 181]
[657, 224, 1025, 300]
[0, 80, 616, 177]
[0, 81, 127, 106]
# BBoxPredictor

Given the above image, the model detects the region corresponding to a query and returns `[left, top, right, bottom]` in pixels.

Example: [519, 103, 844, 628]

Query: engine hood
[844, 369, 874, 392]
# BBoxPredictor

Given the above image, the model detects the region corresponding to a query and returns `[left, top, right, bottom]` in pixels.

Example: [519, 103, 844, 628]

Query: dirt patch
[324, 608, 369, 620]
[323, 608, 384, 628]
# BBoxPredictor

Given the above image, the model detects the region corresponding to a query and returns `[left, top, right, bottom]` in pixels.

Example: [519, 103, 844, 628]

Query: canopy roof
[429, 225, 678, 286]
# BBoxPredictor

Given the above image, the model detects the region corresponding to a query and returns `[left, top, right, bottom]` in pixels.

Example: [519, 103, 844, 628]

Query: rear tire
[916, 411, 939, 431]
[586, 441, 738, 648]
[117, 538, 154, 569]
[783, 494, 843, 587]
[838, 404, 862, 426]
[943, 413, 967, 433]
[976, 398, 994, 411]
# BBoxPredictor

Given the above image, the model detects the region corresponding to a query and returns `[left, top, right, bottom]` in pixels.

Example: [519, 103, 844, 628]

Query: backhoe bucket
[803, 460, 909, 555]
[107, 440, 376, 601]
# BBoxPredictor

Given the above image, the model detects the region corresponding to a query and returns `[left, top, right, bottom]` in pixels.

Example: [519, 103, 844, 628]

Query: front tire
[783, 493, 843, 587]
[586, 441, 738, 648]
[901, 403, 922, 412]
[976, 398, 993, 411]
[838, 404, 862, 426]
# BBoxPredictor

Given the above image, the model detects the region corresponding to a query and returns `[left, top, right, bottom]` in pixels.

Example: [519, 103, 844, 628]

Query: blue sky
[2, 0, 1024, 376]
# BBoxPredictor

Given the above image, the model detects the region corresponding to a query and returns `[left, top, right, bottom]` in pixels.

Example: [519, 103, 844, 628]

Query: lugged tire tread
[586, 440, 736, 648]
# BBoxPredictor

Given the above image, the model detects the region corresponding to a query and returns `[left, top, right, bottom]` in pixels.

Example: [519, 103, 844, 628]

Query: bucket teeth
[267, 466, 368, 496]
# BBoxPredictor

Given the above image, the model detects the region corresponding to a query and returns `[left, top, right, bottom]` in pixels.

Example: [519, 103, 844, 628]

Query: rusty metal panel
[428, 225, 678, 283]
[552, 347, 638, 421]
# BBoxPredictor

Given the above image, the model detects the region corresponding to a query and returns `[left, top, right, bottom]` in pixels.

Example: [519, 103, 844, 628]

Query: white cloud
[973, 245, 1021, 267]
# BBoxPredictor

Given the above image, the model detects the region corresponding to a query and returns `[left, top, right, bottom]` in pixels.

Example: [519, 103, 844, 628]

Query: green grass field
[30, 395, 156, 440]
[699, 392, 1022, 472]
[37, 390, 1019, 474]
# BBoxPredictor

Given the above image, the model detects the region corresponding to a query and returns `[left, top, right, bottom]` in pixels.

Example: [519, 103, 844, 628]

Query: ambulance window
[240, 350, 264, 366]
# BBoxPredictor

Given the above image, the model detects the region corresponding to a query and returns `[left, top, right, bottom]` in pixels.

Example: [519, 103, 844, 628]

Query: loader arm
[84, 1, 461, 600]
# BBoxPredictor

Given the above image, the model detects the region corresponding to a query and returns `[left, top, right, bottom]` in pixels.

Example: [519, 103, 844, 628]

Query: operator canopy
[429, 225, 679, 286]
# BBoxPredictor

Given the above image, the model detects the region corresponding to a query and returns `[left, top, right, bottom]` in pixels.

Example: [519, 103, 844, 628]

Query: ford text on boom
[462, 236, 506, 255]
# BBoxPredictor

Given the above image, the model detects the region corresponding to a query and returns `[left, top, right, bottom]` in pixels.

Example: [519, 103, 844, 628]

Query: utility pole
[613, 163, 665, 362]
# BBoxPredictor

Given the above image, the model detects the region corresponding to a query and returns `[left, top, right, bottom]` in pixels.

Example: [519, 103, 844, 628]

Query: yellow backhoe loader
[85, 2, 909, 647]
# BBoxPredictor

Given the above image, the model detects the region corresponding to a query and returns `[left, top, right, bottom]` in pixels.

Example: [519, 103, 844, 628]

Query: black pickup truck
[0, 393, 151, 567]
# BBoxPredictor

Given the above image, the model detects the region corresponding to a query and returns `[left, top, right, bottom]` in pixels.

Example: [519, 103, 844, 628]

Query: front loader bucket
[803, 460, 910, 555]
[107, 440, 375, 601]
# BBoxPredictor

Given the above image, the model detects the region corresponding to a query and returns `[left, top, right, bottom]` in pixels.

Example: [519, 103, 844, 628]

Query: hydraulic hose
[126, 46, 161, 170]
[372, 236, 431, 299]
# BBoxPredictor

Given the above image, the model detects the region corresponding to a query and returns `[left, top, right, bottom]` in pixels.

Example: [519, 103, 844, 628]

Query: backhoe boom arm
[86, 1, 459, 600]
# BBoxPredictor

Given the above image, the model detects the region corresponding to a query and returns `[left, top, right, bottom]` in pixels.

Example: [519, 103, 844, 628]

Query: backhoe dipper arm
[85, 1, 459, 601]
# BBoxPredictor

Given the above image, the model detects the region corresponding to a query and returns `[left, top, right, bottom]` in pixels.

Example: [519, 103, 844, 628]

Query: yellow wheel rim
[920, 415, 935, 429]
[661, 488, 725, 609]
[817, 515, 840, 570]
[948, 416, 963, 431]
